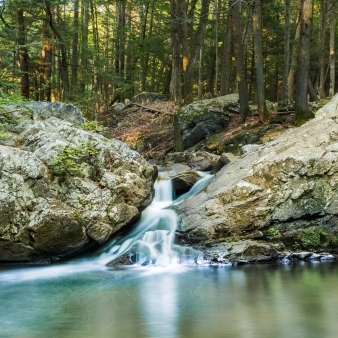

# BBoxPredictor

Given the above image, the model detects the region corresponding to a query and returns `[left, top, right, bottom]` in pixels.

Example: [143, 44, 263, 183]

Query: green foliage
[332, 235, 338, 246]
[74, 210, 82, 219]
[266, 227, 281, 240]
[48, 141, 99, 177]
[301, 228, 327, 248]
[0, 92, 27, 105]
[79, 120, 104, 133]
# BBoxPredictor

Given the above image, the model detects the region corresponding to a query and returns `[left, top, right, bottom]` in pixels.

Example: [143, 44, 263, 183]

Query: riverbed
[1, 262, 337, 338]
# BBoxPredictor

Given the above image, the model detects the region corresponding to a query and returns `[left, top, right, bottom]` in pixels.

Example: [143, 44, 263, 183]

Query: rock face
[171, 169, 200, 194]
[173, 94, 239, 151]
[0, 102, 155, 263]
[173, 94, 338, 255]
[165, 151, 221, 172]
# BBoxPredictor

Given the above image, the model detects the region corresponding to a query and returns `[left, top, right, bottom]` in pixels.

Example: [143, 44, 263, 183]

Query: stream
[1, 175, 338, 337]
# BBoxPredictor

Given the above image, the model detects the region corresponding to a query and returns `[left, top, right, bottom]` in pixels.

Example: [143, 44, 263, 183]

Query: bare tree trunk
[71, 0, 79, 95]
[198, 44, 204, 100]
[252, 0, 268, 123]
[230, 0, 249, 122]
[80, 0, 89, 94]
[170, 0, 181, 103]
[220, 0, 233, 95]
[139, 2, 150, 91]
[17, 8, 29, 98]
[242, 2, 253, 59]
[46, 3, 69, 101]
[318, 0, 329, 98]
[183, 0, 211, 103]
[90, 0, 99, 117]
[283, 0, 290, 101]
[329, 0, 335, 97]
[295, 0, 314, 125]
[214, 0, 221, 94]
[288, 0, 302, 100]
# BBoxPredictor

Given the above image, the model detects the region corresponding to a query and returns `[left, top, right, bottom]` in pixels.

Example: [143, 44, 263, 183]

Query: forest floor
[105, 99, 324, 162]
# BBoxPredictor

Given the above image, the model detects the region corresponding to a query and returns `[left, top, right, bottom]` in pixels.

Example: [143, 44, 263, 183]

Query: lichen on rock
[0, 102, 155, 263]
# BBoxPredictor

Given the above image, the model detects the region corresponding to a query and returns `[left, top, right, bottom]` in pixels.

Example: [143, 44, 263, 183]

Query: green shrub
[266, 227, 280, 240]
[301, 228, 327, 248]
[48, 141, 99, 177]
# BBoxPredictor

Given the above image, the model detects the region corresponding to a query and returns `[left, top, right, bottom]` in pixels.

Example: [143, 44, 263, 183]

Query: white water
[95, 178, 178, 266]
[0, 173, 213, 282]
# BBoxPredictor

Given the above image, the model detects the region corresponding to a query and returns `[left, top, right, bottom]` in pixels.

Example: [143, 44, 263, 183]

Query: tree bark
[220, 0, 233, 96]
[252, 0, 268, 123]
[169, 0, 181, 104]
[230, 0, 249, 122]
[295, 0, 314, 125]
[288, 0, 302, 100]
[71, 0, 79, 95]
[17, 8, 29, 98]
[183, 0, 211, 103]
[283, 0, 290, 101]
[318, 0, 329, 98]
[329, 0, 335, 97]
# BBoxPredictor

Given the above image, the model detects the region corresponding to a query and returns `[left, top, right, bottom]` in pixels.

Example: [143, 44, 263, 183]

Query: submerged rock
[0, 102, 155, 263]
[172, 94, 338, 255]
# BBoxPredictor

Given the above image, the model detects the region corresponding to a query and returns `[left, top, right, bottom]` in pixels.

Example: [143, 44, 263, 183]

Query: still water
[1, 262, 338, 338]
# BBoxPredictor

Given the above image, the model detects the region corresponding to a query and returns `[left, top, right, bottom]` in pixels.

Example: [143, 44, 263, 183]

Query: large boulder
[172, 94, 338, 254]
[165, 151, 221, 171]
[0, 102, 155, 263]
[173, 94, 239, 151]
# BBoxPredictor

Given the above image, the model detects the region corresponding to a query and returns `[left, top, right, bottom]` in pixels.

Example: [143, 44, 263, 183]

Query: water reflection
[1, 263, 338, 338]
[139, 274, 178, 338]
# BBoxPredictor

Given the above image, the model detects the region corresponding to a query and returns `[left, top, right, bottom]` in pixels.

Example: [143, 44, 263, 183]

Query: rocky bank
[0, 102, 155, 263]
[172, 94, 338, 263]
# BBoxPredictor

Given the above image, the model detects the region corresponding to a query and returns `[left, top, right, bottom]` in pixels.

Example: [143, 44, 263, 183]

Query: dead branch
[120, 102, 174, 115]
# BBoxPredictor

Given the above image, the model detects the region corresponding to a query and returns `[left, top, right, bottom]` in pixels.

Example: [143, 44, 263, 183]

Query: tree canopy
[0, 0, 336, 122]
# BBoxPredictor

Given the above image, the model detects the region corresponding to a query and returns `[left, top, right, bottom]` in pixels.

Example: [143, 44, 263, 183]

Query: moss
[301, 228, 327, 248]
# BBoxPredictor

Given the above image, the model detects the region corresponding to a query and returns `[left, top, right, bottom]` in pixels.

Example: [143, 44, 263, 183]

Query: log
[119, 102, 173, 115]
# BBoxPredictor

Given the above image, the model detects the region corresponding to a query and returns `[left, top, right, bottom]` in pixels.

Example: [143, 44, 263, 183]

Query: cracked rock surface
[0, 102, 155, 263]
[173, 94, 338, 256]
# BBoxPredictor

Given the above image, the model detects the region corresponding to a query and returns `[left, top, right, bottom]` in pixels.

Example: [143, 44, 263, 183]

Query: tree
[230, 0, 249, 122]
[295, 0, 314, 125]
[252, 0, 268, 123]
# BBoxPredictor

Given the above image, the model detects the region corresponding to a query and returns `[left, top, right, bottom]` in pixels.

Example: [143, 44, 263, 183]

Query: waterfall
[94, 172, 213, 267]
[94, 178, 178, 266]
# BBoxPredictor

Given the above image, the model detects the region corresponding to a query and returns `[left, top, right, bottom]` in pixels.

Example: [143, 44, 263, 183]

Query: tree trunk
[183, 0, 211, 103]
[252, 0, 268, 123]
[17, 8, 29, 98]
[90, 0, 99, 116]
[318, 0, 329, 98]
[198, 44, 204, 100]
[295, 0, 314, 125]
[329, 0, 335, 97]
[214, 0, 221, 94]
[283, 0, 290, 101]
[80, 0, 89, 94]
[220, 0, 233, 95]
[288, 0, 302, 100]
[71, 0, 79, 95]
[230, 0, 249, 122]
[169, 0, 181, 103]
[46, 3, 69, 101]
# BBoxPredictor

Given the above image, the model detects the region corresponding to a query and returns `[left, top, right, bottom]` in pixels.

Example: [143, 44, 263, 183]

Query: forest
[0, 0, 336, 125]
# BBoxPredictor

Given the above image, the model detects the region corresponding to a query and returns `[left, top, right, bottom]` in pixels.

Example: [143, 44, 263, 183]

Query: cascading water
[94, 172, 213, 267]
[94, 178, 178, 266]
[0, 172, 213, 282]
